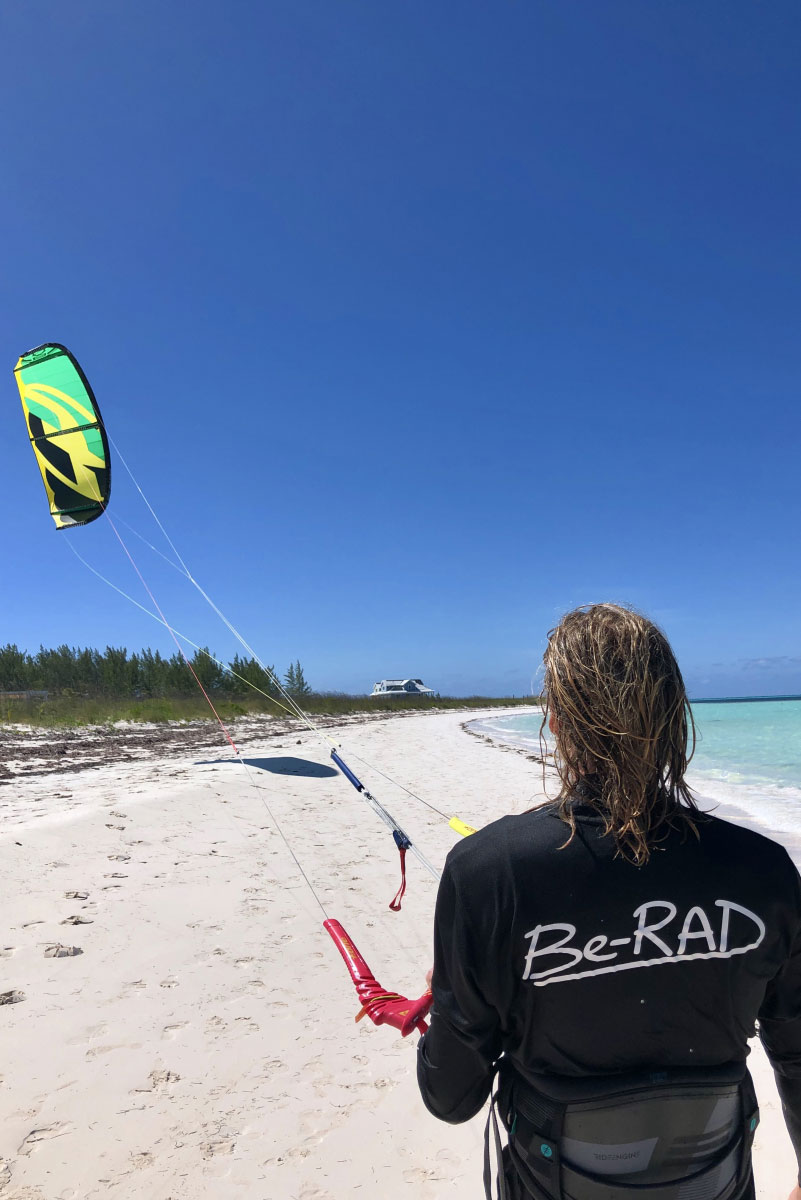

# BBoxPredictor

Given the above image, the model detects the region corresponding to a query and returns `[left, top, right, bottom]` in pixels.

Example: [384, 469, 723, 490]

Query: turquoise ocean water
[470, 699, 801, 839]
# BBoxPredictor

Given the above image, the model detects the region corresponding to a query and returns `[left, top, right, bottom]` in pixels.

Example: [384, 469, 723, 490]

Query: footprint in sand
[105, 823, 126, 831]
[104, 872, 128, 879]
[110, 811, 127, 818]
[201, 1138, 235, 1159]
[403, 1166, 449, 1185]
[68, 1022, 108, 1045]
[434, 1147, 462, 1170]
[0, 990, 25, 1005]
[86, 1042, 141, 1059]
[150, 1067, 180, 1089]
[60, 915, 93, 925]
[18, 1122, 73, 1155]
[108, 854, 130, 862]
[129, 1150, 154, 1169]
[0, 947, 16, 958]
[133, 1068, 180, 1094]
[65, 890, 89, 900]
[234, 1017, 259, 1033]
[162, 1022, 188, 1040]
[44, 944, 83, 958]
[159, 978, 179, 989]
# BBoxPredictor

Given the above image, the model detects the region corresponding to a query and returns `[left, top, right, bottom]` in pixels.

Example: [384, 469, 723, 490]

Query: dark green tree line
[0, 643, 308, 701]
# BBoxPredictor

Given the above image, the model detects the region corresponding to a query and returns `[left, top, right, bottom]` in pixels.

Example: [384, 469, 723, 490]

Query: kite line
[14, 341, 469, 1036]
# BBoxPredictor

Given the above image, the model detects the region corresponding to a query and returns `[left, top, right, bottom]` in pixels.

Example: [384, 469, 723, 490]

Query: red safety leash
[389, 832, 409, 911]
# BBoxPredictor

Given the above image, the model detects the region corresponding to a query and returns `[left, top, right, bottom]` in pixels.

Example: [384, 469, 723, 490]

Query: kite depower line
[14, 341, 478, 1038]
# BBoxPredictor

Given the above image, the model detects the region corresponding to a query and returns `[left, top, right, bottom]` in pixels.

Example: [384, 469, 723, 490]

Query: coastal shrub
[0, 641, 539, 728]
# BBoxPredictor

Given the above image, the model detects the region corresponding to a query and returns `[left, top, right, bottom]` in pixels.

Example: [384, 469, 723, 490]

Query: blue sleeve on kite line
[331, 749, 364, 792]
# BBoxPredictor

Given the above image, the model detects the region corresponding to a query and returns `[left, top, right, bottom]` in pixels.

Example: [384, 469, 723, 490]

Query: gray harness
[485, 1062, 759, 1200]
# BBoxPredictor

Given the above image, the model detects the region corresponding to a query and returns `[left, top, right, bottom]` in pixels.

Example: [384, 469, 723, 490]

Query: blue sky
[1, 1, 799, 698]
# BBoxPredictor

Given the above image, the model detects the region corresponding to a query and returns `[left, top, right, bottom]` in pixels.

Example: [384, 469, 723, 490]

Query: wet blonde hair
[542, 603, 699, 864]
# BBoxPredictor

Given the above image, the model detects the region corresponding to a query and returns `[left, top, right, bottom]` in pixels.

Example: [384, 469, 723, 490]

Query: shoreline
[465, 712, 801, 867]
[0, 708, 796, 1198]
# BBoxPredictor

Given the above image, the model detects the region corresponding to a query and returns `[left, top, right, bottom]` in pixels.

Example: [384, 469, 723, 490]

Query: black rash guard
[417, 802, 801, 1184]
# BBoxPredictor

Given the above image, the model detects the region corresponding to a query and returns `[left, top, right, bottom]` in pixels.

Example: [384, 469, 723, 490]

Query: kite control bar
[324, 919, 433, 1037]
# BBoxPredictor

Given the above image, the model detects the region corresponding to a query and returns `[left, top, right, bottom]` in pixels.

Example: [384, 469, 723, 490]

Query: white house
[369, 678, 435, 698]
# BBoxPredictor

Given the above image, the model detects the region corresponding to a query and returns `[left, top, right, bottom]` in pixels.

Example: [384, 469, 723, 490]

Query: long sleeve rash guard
[417, 802, 801, 1182]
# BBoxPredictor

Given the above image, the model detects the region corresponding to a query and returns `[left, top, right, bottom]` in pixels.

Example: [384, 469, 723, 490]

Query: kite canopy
[14, 343, 110, 529]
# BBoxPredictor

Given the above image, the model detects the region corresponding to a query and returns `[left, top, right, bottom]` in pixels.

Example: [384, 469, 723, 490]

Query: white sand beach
[0, 709, 797, 1199]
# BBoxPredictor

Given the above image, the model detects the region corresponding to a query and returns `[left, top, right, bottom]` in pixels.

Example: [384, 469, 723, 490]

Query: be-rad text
[522, 899, 766, 987]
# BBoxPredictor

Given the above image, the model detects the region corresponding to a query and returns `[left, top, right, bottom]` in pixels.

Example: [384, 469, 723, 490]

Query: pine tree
[0, 644, 33, 691]
[229, 655, 282, 700]
[286, 659, 311, 698]
[189, 647, 226, 693]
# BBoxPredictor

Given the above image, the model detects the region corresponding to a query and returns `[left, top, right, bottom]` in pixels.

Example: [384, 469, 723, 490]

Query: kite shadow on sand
[196, 756, 338, 779]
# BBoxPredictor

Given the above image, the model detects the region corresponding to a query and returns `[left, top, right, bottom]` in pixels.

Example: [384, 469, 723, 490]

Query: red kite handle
[324, 919, 433, 1037]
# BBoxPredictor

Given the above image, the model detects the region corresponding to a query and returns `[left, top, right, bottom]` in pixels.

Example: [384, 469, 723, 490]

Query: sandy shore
[1, 709, 797, 1198]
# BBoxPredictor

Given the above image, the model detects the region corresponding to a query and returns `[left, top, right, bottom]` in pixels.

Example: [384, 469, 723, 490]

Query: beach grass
[0, 692, 538, 729]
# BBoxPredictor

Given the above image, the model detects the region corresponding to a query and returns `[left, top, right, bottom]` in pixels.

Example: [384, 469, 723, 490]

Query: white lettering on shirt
[717, 899, 765, 953]
[521, 898, 765, 986]
[522, 923, 583, 981]
[633, 901, 677, 956]
[677, 906, 717, 955]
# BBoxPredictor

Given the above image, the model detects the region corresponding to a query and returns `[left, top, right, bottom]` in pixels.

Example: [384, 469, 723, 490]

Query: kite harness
[324, 919, 434, 1036]
[484, 1060, 759, 1200]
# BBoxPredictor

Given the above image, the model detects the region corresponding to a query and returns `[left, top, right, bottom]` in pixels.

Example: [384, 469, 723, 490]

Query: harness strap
[484, 1089, 511, 1200]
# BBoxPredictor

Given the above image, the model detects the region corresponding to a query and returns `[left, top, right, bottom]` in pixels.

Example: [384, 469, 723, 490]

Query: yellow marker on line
[449, 817, 477, 838]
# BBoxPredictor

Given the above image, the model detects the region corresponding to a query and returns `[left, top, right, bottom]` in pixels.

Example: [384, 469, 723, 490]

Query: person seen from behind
[417, 604, 801, 1200]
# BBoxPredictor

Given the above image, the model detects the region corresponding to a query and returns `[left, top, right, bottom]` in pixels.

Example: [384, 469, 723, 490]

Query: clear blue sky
[1, 1, 799, 698]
